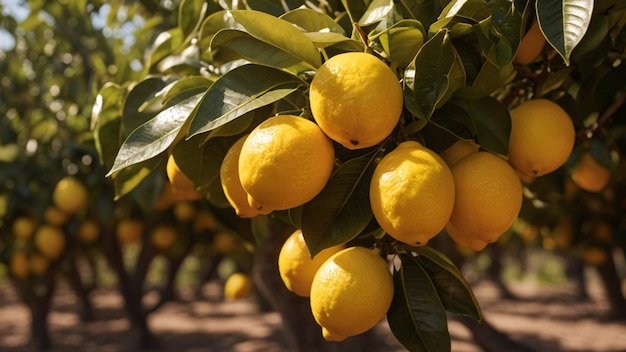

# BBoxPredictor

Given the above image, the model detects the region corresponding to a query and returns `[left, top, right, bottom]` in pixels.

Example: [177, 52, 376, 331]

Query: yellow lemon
[173, 201, 197, 223]
[10, 251, 30, 279]
[224, 273, 253, 300]
[52, 176, 89, 215]
[166, 155, 202, 201]
[220, 135, 260, 218]
[508, 99, 575, 177]
[193, 209, 217, 233]
[310, 246, 393, 342]
[44, 206, 69, 226]
[34, 225, 66, 260]
[151, 224, 178, 251]
[309, 52, 403, 149]
[28, 253, 50, 276]
[278, 229, 344, 297]
[514, 20, 546, 64]
[445, 222, 488, 252]
[438, 139, 480, 167]
[77, 219, 100, 243]
[449, 152, 523, 243]
[12, 216, 36, 239]
[570, 152, 612, 193]
[213, 231, 240, 254]
[238, 115, 335, 214]
[370, 141, 455, 246]
[581, 246, 608, 266]
[116, 218, 144, 245]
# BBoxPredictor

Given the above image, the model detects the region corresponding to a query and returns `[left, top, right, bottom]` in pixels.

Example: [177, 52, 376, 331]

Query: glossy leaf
[179, 0, 208, 42]
[359, 0, 395, 26]
[112, 158, 163, 200]
[536, 0, 594, 65]
[162, 76, 214, 104]
[92, 83, 126, 170]
[394, 0, 446, 30]
[387, 253, 450, 352]
[280, 8, 346, 34]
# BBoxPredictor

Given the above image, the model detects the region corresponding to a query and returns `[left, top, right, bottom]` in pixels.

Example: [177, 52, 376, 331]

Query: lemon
[213, 231, 239, 254]
[10, 251, 30, 279]
[238, 115, 335, 214]
[438, 139, 480, 167]
[77, 219, 100, 243]
[28, 253, 50, 276]
[310, 246, 393, 342]
[581, 246, 608, 266]
[570, 152, 612, 193]
[309, 52, 403, 149]
[278, 229, 344, 297]
[52, 176, 89, 215]
[508, 99, 575, 177]
[193, 209, 217, 233]
[151, 224, 178, 251]
[370, 141, 455, 246]
[551, 217, 574, 250]
[445, 222, 488, 251]
[220, 135, 260, 218]
[224, 273, 253, 299]
[12, 216, 36, 239]
[449, 152, 523, 243]
[514, 20, 546, 64]
[154, 182, 178, 211]
[44, 206, 69, 226]
[173, 201, 197, 222]
[116, 218, 144, 245]
[166, 154, 202, 201]
[34, 225, 66, 260]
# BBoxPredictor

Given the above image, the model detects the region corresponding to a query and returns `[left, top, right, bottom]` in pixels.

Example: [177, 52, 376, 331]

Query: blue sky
[0, 0, 30, 51]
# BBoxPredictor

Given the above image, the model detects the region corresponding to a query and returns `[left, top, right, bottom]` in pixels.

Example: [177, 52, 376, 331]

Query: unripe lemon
[77, 219, 100, 243]
[12, 216, 36, 239]
[151, 224, 178, 251]
[278, 229, 344, 297]
[449, 152, 523, 243]
[514, 20, 546, 64]
[238, 115, 335, 214]
[310, 246, 393, 342]
[224, 273, 253, 300]
[166, 155, 202, 201]
[370, 141, 455, 246]
[309, 52, 403, 149]
[34, 225, 66, 260]
[220, 135, 260, 218]
[508, 99, 575, 177]
[570, 152, 612, 193]
[10, 251, 30, 279]
[52, 176, 89, 215]
[445, 222, 488, 252]
[28, 253, 50, 276]
[438, 139, 480, 167]
[116, 218, 144, 245]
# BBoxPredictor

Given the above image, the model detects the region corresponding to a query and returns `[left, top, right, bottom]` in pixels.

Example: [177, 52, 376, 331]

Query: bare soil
[0, 274, 625, 352]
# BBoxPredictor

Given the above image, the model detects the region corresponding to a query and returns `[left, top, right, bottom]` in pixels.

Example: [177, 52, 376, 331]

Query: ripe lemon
[581, 246, 608, 266]
[508, 99, 575, 177]
[552, 217, 574, 250]
[12, 216, 36, 239]
[173, 201, 197, 222]
[151, 224, 178, 251]
[438, 139, 480, 167]
[34, 225, 66, 260]
[166, 155, 202, 201]
[193, 209, 217, 233]
[370, 141, 455, 246]
[28, 253, 50, 276]
[309, 52, 403, 149]
[224, 273, 253, 299]
[220, 135, 260, 218]
[52, 176, 89, 215]
[154, 182, 178, 211]
[570, 152, 612, 193]
[445, 222, 488, 251]
[514, 20, 546, 64]
[213, 231, 240, 254]
[238, 115, 335, 214]
[278, 229, 344, 297]
[10, 251, 30, 279]
[310, 246, 393, 342]
[77, 219, 100, 243]
[449, 152, 523, 243]
[116, 218, 144, 245]
[44, 206, 69, 226]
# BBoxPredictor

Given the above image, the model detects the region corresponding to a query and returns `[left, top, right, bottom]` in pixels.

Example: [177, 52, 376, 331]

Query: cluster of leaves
[89, 0, 626, 350]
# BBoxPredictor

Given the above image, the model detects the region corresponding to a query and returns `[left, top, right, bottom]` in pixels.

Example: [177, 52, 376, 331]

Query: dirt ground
[0, 271, 625, 352]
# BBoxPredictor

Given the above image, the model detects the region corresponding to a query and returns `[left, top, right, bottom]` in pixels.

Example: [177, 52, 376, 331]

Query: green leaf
[387, 253, 451, 352]
[536, 0, 594, 65]
[187, 64, 306, 138]
[229, 10, 322, 68]
[107, 93, 203, 176]
[415, 247, 482, 320]
[359, 0, 395, 26]
[92, 83, 126, 171]
[122, 76, 173, 135]
[301, 150, 380, 256]
[147, 28, 184, 69]
[179, 0, 208, 42]
[394, 0, 446, 30]
[404, 29, 466, 120]
[280, 8, 346, 34]
[162, 76, 214, 104]
[111, 158, 163, 201]
[373, 20, 425, 68]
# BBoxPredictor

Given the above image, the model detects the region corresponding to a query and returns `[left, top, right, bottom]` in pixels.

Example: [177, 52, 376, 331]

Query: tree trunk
[595, 250, 626, 319]
[456, 315, 534, 352]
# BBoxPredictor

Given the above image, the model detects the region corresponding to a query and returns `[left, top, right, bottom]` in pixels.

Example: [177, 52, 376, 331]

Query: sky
[0, 0, 30, 51]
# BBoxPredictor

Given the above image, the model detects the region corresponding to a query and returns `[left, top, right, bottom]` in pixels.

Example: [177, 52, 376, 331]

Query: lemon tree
[90, 0, 626, 350]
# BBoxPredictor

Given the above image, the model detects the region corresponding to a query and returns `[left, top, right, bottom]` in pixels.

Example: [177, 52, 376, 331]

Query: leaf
[111, 158, 163, 201]
[107, 93, 203, 176]
[536, 0, 594, 65]
[162, 76, 214, 104]
[301, 151, 379, 256]
[280, 8, 346, 34]
[387, 253, 451, 352]
[187, 64, 306, 138]
[229, 10, 322, 68]
[178, 0, 208, 42]
[415, 247, 482, 320]
[404, 29, 466, 120]
[395, 0, 446, 29]
[92, 83, 126, 171]
[147, 28, 184, 69]
[359, 0, 395, 26]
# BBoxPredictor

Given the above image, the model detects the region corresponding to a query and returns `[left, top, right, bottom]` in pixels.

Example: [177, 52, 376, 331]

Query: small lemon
[238, 115, 335, 214]
[166, 155, 202, 201]
[220, 135, 260, 218]
[570, 152, 612, 193]
[310, 246, 393, 342]
[116, 218, 144, 245]
[370, 141, 455, 246]
[34, 225, 66, 260]
[508, 99, 575, 177]
[309, 52, 403, 149]
[12, 216, 36, 239]
[173, 201, 197, 223]
[278, 229, 344, 297]
[581, 246, 608, 266]
[514, 20, 546, 64]
[10, 251, 30, 279]
[28, 253, 50, 276]
[52, 176, 89, 215]
[224, 273, 253, 299]
[151, 225, 178, 251]
[445, 222, 489, 252]
[77, 219, 100, 243]
[44, 206, 69, 226]
[438, 139, 480, 167]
